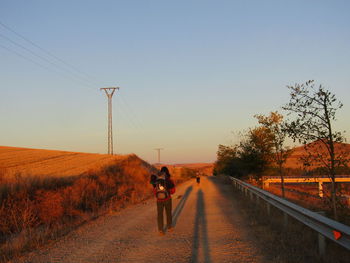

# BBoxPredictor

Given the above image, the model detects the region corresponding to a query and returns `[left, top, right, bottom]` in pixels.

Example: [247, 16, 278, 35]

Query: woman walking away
[151, 166, 175, 235]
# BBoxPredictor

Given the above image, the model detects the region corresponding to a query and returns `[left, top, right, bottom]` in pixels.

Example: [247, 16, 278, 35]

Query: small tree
[214, 144, 238, 176]
[214, 127, 274, 179]
[283, 80, 347, 219]
[238, 127, 274, 178]
[255, 111, 291, 198]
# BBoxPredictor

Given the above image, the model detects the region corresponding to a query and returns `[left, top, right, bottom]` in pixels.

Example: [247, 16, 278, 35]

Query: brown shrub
[61, 186, 83, 219]
[0, 191, 37, 235]
[35, 190, 64, 225]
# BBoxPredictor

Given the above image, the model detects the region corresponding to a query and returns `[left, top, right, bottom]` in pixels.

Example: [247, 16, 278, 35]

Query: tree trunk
[330, 143, 338, 220]
[324, 97, 338, 220]
[331, 177, 337, 220]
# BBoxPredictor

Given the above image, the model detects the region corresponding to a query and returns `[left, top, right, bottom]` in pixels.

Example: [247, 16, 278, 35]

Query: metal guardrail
[230, 177, 350, 255]
[262, 175, 350, 179]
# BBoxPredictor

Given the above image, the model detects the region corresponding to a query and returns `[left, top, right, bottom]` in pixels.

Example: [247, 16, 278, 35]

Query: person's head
[160, 166, 170, 178]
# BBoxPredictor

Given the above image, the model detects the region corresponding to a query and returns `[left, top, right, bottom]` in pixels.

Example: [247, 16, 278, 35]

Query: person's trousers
[157, 198, 172, 231]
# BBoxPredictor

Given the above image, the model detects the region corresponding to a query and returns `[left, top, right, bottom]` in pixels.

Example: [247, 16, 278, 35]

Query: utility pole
[154, 148, 164, 163]
[100, 87, 119, 155]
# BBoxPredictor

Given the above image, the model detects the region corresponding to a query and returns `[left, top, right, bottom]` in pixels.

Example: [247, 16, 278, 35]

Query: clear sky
[1, 0, 349, 164]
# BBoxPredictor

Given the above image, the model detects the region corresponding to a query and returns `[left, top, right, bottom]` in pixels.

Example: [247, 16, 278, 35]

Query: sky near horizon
[1, 0, 349, 164]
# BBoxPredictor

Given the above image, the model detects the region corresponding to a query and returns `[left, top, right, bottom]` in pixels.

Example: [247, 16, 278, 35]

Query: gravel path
[19, 177, 267, 263]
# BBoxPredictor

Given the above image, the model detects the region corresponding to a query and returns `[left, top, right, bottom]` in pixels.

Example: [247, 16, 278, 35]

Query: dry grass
[230, 181, 350, 263]
[0, 146, 159, 263]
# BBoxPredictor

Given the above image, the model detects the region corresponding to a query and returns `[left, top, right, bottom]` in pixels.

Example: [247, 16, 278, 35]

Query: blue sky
[1, 0, 349, 164]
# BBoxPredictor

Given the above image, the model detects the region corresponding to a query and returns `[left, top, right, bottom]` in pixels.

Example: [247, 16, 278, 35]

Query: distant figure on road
[196, 174, 201, 184]
[150, 166, 175, 235]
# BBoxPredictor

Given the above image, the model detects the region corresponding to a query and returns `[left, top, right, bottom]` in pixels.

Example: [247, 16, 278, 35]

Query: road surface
[20, 177, 267, 263]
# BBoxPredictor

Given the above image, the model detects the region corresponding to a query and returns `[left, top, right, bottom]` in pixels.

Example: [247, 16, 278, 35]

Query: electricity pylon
[100, 87, 119, 155]
[154, 148, 164, 163]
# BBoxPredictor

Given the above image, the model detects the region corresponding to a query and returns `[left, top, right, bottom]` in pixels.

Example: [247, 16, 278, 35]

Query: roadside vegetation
[214, 80, 350, 221]
[0, 154, 156, 262]
[0, 150, 195, 263]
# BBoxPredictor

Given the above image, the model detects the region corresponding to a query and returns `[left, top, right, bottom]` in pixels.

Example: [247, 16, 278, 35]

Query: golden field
[0, 146, 128, 178]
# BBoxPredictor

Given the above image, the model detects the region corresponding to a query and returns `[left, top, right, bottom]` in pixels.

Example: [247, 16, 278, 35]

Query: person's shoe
[167, 227, 174, 232]
[159, 231, 165, 236]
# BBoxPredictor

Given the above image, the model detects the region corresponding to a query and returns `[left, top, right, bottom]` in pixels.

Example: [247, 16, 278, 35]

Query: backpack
[155, 177, 169, 200]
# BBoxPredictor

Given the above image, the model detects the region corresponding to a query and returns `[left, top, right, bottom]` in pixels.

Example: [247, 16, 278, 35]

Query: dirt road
[20, 177, 267, 263]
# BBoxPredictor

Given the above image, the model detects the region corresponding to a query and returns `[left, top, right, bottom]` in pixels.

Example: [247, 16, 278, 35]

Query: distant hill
[154, 163, 214, 176]
[285, 141, 350, 169]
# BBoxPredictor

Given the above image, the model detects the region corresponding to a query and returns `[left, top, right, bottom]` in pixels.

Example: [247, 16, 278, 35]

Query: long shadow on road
[191, 189, 211, 263]
[172, 185, 193, 227]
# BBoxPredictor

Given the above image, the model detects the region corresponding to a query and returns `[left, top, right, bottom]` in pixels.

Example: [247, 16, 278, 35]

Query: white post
[318, 182, 324, 198]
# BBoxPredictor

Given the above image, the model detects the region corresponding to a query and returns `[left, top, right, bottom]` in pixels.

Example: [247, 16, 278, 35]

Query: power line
[116, 96, 142, 130]
[0, 43, 60, 73]
[0, 42, 97, 88]
[0, 32, 97, 88]
[0, 21, 147, 151]
[0, 20, 101, 86]
[119, 93, 145, 128]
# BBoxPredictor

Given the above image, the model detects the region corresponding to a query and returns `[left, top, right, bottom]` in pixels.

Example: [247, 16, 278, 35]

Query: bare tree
[282, 80, 347, 219]
[255, 111, 291, 198]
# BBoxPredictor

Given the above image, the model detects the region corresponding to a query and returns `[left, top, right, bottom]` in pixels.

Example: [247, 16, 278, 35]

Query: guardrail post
[249, 191, 253, 200]
[283, 212, 288, 228]
[318, 233, 326, 257]
[316, 211, 326, 257]
[256, 195, 260, 205]
[266, 202, 271, 216]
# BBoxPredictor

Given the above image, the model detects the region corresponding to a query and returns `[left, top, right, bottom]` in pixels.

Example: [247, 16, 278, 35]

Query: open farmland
[0, 146, 128, 178]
